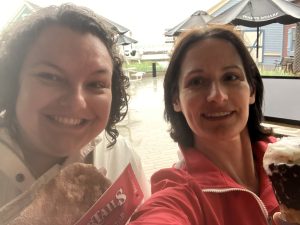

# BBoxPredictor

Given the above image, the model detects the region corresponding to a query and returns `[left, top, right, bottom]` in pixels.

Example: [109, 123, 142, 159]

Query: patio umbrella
[209, 0, 300, 61]
[117, 34, 138, 45]
[99, 15, 130, 34]
[165, 10, 213, 37]
[117, 34, 138, 57]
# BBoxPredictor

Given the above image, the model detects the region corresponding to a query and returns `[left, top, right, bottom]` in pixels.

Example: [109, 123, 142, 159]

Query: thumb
[273, 212, 284, 225]
[98, 167, 107, 176]
[273, 212, 299, 225]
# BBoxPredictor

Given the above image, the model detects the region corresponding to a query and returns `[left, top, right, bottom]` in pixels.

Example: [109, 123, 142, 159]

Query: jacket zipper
[202, 187, 269, 223]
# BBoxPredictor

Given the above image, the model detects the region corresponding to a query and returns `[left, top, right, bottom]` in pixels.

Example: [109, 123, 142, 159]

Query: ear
[249, 88, 256, 104]
[173, 97, 182, 112]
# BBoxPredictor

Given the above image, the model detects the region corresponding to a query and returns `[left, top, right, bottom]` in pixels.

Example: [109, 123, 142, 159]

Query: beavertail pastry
[263, 137, 300, 224]
[8, 163, 111, 225]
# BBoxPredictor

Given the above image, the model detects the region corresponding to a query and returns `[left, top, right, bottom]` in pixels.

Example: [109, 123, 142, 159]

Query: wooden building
[208, 0, 300, 69]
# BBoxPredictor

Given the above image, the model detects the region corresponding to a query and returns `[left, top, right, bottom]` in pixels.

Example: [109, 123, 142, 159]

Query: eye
[86, 80, 109, 92]
[223, 73, 240, 82]
[187, 76, 207, 87]
[88, 81, 103, 88]
[36, 72, 61, 82]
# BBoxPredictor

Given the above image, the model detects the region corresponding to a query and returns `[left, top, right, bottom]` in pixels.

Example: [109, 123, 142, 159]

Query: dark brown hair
[164, 26, 272, 148]
[0, 4, 129, 147]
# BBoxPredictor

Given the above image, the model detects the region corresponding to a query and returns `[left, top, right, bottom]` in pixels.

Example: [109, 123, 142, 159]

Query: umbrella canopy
[99, 15, 130, 34]
[209, 0, 300, 27]
[209, 0, 300, 61]
[165, 10, 213, 37]
[117, 34, 138, 46]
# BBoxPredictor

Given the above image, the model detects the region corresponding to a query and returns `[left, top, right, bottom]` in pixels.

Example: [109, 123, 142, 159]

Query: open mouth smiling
[47, 115, 88, 127]
[202, 111, 234, 120]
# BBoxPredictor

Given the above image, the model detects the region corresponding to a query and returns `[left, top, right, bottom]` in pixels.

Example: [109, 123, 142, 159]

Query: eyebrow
[222, 65, 244, 71]
[186, 64, 243, 75]
[32, 61, 112, 76]
[32, 61, 64, 73]
[89, 69, 112, 78]
[184, 68, 204, 77]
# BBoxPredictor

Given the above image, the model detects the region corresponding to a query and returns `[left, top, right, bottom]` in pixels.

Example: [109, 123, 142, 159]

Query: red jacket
[129, 137, 279, 225]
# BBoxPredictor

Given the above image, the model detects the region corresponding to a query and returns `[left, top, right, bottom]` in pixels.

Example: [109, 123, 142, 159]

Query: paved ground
[117, 75, 178, 181]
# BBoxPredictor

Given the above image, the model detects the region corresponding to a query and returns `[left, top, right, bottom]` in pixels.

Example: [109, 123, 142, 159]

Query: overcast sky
[0, 0, 220, 45]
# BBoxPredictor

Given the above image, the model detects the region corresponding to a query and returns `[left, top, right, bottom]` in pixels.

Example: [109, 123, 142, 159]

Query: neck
[194, 129, 259, 193]
[17, 136, 65, 178]
[23, 149, 65, 178]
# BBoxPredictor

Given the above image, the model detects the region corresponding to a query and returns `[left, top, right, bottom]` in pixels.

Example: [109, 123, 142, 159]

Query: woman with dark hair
[129, 26, 281, 225]
[0, 4, 149, 224]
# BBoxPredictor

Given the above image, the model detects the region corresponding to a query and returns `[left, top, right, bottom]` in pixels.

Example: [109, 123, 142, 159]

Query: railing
[262, 76, 300, 127]
[273, 56, 294, 74]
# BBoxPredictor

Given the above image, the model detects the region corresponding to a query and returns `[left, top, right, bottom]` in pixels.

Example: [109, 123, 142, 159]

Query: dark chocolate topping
[269, 164, 300, 209]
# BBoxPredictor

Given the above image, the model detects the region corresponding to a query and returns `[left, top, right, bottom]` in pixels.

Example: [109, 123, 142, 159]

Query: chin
[204, 129, 239, 141]
[44, 145, 82, 158]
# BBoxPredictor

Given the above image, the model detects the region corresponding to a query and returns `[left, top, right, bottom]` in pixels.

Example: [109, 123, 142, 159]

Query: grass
[259, 69, 296, 76]
[124, 61, 299, 77]
[123, 61, 165, 73]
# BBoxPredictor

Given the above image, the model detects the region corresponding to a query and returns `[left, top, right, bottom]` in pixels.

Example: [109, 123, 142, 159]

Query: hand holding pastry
[8, 163, 111, 225]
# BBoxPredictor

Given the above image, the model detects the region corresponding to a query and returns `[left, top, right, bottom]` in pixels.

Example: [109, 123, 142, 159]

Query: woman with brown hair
[0, 4, 149, 224]
[129, 26, 280, 225]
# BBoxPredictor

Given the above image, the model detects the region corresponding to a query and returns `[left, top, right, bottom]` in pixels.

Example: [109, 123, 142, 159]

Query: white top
[0, 129, 150, 224]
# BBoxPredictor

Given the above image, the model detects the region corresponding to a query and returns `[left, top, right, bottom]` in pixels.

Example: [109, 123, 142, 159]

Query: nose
[59, 87, 87, 110]
[206, 82, 228, 103]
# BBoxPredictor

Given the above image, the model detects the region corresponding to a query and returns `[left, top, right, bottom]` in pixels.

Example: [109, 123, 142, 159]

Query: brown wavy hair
[0, 4, 129, 147]
[164, 26, 272, 148]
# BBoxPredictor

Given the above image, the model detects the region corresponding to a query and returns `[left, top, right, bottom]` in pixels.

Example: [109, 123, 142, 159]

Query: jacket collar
[179, 145, 243, 188]
[179, 137, 278, 213]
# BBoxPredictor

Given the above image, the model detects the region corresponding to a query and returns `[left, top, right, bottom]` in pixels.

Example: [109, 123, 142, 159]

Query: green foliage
[123, 61, 165, 73]
[123, 62, 297, 76]
[259, 69, 296, 76]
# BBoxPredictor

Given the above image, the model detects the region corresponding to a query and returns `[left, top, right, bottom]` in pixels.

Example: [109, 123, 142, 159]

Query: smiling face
[173, 38, 255, 144]
[16, 25, 113, 158]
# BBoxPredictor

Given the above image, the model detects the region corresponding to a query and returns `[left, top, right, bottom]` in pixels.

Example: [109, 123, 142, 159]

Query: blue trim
[287, 27, 295, 57]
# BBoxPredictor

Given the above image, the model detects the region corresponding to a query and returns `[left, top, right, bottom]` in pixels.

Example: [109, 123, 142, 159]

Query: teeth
[52, 116, 82, 126]
[205, 112, 231, 117]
